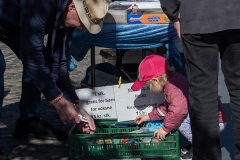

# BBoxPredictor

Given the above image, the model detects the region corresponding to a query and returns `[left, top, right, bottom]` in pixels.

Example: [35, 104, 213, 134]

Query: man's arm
[160, 0, 180, 22]
[160, 0, 181, 40]
[45, 27, 80, 104]
[20, 0, 62, 101]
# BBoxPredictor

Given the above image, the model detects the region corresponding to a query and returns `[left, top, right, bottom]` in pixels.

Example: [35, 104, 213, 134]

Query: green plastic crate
[68, 119, 180, 160]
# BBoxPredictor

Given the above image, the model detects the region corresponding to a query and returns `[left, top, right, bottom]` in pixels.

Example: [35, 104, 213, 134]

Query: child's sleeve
[162, 92, 188, 133]
[148, 103, 166, 121]
[217, 99, 228, 123]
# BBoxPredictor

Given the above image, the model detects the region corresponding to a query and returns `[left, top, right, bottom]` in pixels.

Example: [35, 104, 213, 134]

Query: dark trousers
[182, 29, 240, 160]
[0, 20, 41, 121]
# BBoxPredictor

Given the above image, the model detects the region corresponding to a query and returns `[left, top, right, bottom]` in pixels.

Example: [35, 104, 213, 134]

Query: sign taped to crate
[75, 86, 117, 119]
[113, 82, 164, 122]
[76, 82, 164, 121]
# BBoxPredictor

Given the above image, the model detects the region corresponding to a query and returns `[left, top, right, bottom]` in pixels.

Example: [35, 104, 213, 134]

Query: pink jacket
[148, 73, 228, 133]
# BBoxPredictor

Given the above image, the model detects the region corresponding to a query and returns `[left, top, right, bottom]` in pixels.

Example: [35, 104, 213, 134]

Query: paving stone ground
[0, 41, 104, 160]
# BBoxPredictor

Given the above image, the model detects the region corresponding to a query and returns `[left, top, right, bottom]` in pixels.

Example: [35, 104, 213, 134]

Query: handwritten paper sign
[113, 82, 164, 122]
[75, 86, 117, 119]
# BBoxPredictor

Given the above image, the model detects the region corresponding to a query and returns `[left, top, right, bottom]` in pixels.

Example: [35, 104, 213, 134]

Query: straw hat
[73, 0, 109, 34]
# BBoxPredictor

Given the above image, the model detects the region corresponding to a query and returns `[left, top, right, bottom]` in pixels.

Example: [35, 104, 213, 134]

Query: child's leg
[178, 113, 192, 143]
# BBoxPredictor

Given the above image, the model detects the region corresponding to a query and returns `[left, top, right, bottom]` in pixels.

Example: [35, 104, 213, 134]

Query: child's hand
[134, 114, 150, 125]
[154, 127, 168, 140]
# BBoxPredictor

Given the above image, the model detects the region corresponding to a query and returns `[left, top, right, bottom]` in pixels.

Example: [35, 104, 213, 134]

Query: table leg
[115, 49, 124, 70]
[157, 46, 166, 56]
[142, 49, 147, 59]
[90, 46, 95, 89]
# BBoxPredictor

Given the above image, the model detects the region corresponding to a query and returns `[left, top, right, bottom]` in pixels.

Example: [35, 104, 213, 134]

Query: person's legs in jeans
[19, 71, 41, 120]
[178, 113, 192, 143]
[219, 29, 240, 160]
[178, 113, 193, 159]
[0, 50, 5, 120]
[182, 33, 221, 160]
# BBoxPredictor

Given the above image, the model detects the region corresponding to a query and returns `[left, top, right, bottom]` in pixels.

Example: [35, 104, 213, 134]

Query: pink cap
[131, 54, 168, 91]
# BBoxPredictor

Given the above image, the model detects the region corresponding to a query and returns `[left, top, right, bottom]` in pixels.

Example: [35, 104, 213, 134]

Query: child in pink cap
[131, 54, 228, 159]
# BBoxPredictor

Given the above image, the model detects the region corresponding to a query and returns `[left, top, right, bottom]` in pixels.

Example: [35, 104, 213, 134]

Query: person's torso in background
[179, 0, 240, 34]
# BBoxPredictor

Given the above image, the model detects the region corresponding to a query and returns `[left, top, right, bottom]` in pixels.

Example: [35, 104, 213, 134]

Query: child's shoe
[181, 147, 193, 160]
[181, 143, 192, 155]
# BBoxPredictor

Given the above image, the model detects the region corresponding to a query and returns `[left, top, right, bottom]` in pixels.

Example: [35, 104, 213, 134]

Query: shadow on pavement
[180, 103, 235, 160]
[0, 100, 71, 160]
[8, 138, 69, 160]
[4, 89, 10, 98]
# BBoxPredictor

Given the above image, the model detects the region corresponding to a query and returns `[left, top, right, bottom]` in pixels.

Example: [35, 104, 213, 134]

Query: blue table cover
[69, 24, 183, 68]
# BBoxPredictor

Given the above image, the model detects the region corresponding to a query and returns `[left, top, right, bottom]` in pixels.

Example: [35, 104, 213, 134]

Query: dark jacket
[0, 0, 19, 26]
[160, 0, 240, 34]
[0, 0, 79, 103]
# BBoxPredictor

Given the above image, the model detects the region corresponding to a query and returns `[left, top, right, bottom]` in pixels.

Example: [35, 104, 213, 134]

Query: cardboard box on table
[103, 1, 162, 24]
[127, 8, 170, 24]
[103, 4, 132, 24]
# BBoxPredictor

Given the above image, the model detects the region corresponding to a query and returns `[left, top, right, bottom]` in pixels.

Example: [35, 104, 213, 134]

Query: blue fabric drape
[70, 24, 183, 67]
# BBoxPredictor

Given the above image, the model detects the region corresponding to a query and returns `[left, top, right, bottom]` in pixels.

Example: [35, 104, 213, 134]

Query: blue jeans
[19, 72, 41, 119]
[182, 29, 240, 160]
[0, 20, 41, 121]
[178, 113, 192, 143]
[178, 113, 226, 144]
[0, 50, 6, 120]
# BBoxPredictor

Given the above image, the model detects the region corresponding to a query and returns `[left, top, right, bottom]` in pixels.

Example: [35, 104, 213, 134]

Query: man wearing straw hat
[0, 0, 109, 149]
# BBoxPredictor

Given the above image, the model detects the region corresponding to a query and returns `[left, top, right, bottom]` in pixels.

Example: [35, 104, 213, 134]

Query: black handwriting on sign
[135, 94, 147, 98]
[93, 91, 105, 96]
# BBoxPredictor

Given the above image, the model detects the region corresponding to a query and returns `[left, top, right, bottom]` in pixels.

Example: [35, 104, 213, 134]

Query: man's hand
[53, 98, 96, 134]
[76, 103, 96, 134]
[154, 127, 168, 140]
[53, 97, 80, 124]
[173, 21, 181, 41]
[77, 122, 94, 134]
[134, 114, 150, 125]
